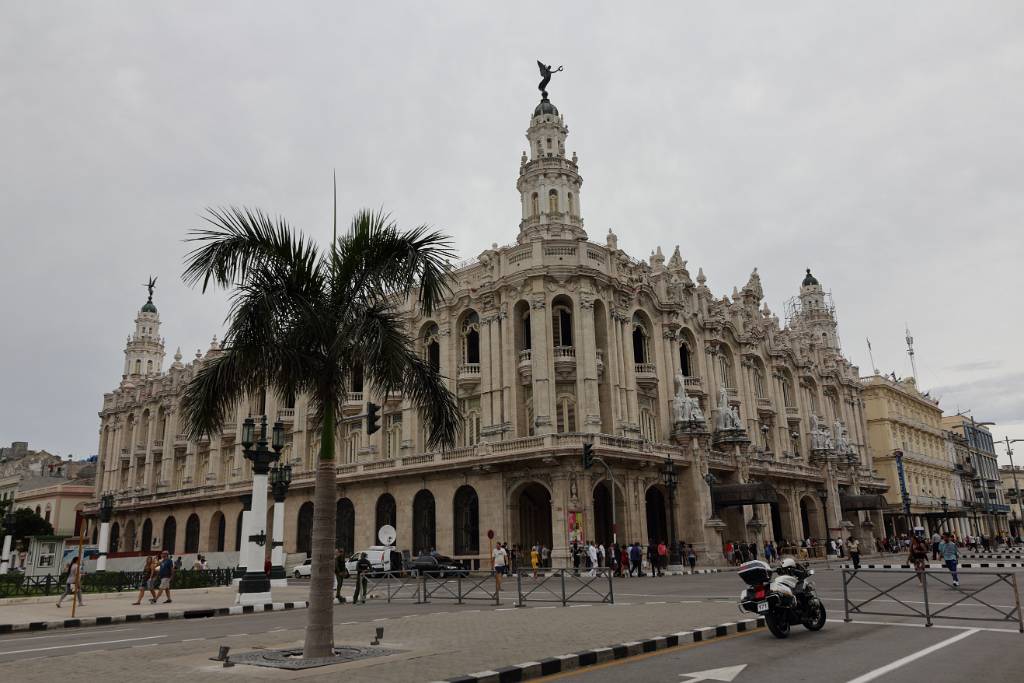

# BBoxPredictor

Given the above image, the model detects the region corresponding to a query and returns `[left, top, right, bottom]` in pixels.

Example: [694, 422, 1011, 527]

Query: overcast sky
[2, 2, 1022, 464]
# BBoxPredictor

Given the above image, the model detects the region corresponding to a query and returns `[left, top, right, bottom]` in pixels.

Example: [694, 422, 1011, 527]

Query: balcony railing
[683, 376, 703, 391]
[518, 349, 532, 364]
[347, 391, 364, 404]
[277, 408, 295, 422]
[553, 345, 576, 359]
[634, 362, 656, 376]
[457, 363, 481, 383]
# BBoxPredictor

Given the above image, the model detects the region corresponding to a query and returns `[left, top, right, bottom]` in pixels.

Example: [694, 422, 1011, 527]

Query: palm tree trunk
[303, 406, 337, 658]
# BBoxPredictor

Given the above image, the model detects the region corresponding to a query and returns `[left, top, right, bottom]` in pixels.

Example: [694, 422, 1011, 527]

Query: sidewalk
[0, 583, 311, 632]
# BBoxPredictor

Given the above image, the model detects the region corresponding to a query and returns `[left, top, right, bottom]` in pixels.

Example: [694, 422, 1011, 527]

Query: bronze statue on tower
[537, 61, 563, 99]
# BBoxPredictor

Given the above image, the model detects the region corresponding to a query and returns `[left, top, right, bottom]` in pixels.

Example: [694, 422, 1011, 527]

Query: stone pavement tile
[0, 583, 313, 629]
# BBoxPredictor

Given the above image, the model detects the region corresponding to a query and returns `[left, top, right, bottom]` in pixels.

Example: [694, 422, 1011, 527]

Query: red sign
[486, 529, 495, 539]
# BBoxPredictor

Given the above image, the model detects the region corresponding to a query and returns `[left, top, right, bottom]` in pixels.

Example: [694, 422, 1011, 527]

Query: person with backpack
[908, 528, 930, 584]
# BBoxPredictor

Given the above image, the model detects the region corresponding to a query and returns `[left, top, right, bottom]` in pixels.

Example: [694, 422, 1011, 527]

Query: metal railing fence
[515, 567, 614, 607]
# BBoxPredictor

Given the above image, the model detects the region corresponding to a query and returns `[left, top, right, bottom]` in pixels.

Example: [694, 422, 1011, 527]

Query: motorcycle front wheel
[765, 612, 790, 639]
[802, 598, 827, 631]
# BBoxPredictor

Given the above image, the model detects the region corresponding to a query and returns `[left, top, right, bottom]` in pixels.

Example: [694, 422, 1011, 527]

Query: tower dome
[533, 97, 559, 117]
[802, 268, 819, 287]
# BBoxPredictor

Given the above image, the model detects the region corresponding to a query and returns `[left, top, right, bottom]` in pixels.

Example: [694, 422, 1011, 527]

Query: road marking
[0, 635, 166, 656]
[372, 618, 388, 622]
[843, 628, 979, 683]
[227, 633, 248, 637]
[680, 664, 747, 682]
[829, 619, 1021, 634]
[646, 601, 667, 604]
[0, 628, 132, 643]
[181, 638, 204, 642]
[132, 643, 159, 648]
[538, 630, 757, 681]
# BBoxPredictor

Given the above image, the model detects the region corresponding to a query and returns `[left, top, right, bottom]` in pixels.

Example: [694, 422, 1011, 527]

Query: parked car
[292, 558, 312, 578]
[344, 546, 398, 576]
[410, 554, 468, 578]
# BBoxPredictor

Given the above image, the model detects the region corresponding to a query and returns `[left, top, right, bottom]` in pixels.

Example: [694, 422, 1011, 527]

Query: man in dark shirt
[352, 553, 371, 605]
[334, 548, 348, 603]
[153, 550, 175, 604]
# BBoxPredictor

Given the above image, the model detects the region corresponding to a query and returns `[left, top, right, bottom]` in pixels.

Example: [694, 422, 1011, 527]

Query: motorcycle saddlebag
[738, 560, 772, 586]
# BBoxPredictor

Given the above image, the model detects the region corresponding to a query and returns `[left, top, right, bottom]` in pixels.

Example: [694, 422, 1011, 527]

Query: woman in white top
[56, 556, 84, 607]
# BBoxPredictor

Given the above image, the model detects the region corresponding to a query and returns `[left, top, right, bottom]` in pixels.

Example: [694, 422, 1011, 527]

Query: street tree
[179, 206, 459, 658]
[8, 507, 55, 542]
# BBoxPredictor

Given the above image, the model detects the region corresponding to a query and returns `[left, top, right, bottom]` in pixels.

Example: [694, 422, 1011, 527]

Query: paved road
[550, 621, 1022, 682]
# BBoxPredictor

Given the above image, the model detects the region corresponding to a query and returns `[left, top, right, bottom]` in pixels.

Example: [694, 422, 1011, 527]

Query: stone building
[999, 465, 1022, 537]
[942, 415, 1008, 536]
[90, 88, 886, 567]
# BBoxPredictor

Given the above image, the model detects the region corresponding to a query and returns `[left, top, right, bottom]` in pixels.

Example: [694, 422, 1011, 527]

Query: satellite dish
[378, 524, 396, 546]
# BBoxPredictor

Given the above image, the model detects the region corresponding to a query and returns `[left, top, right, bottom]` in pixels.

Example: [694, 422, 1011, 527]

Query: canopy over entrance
[840, 494, 888, 512]
[712, 482, 779, 508]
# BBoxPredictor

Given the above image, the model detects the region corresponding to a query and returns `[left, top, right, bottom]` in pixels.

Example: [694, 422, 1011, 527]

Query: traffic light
[366, 402, 381, 435]
[582, 442, 594, 469]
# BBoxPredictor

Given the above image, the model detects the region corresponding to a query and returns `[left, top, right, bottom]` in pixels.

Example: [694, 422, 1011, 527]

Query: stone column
[621, 319, 639, 432]
[576, 296, 601, 433]
[479, 312, 495, 438]
[269, 496, 287, 585]
[500, 305, 517, 440]
[529, 295, 553, 434]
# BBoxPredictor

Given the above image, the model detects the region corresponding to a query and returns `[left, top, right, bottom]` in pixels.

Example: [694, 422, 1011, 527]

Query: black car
[410, 554, 468, 578]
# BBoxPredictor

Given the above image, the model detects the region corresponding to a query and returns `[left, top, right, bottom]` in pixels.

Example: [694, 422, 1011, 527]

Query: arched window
[422, 324, 440, 372]
[552, 301, 573, 347]
[345, 427, 361, 463]
[531, 192, 539, 217]
[632, 325, 649, 364]
[134, 359, 141, 374]
[375, 493, 396, 536]
[162, 516, 177, 554]
[781, 375, 796, 408]
[453, 485, 479, 555]
[555, 395, 577, 434]
[679, 343, 692, 376]
[296, 502, 314, 556]
[461, 397, 481, 446]
[461, 312, 480, 364]
[412, 489, 436, 555]
[520, 309, 532, 350]
[184, 513, 200, 553]
[351, 364, 363, 394]
[719, 352, 736, 389]
[384, 414, 402, 459]
[548, 189, 558, 213]
[753, 366, 767, 399]
[336, 498, 355, 553]
[209, 511, 225, 552]
[639, 407, 657, 443]
[146, 360, 153, 374]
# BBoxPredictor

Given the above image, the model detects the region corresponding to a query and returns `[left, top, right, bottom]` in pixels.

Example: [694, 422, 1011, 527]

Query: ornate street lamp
[662, 455, 680, 564]
[237, 416, 284, 604]
[940, 495, 949, 534]
[817, 488, 831, 551]
[268, 462, 293, 582]
[1, 509, 15, 574]
[704, 471, 719, 519]
[96, 493, 115, 572]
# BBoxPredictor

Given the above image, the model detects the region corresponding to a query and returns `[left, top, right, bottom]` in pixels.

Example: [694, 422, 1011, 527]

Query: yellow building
[863, 375, 958, 537]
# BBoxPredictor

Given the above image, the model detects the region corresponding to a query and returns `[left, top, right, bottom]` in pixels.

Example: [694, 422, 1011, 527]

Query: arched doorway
[235, 510, 244, 551]
[645, 487, 669, 544]
[375, 493, 397, 540]
[110, 522, 121, 553]
[513, 483, 552, 551]
[593, 480, 626, 546]
[185, 514, 200, 553]
[141, 518, 152, 551]
[162, 517, 177, 554]
[124, 520, 136, 552]
[412, 490, 436, 555]
[453, 485, 479, 556]
[799, 496, 821, 540]
[769, 495, 793, 543]
[208, 511, 226, 551]
[336, 498, 355, 553]
[296, 502, 314, 556]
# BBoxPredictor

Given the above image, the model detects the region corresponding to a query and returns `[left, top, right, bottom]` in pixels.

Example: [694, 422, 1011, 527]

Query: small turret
[122, 276, 166, 379]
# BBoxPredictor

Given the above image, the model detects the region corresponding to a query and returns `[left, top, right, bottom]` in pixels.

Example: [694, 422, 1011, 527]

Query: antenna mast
[866, 338, 879, 375]
[905, 324, 918, 381]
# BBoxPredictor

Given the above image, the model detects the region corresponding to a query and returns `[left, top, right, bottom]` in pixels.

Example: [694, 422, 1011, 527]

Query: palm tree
[179, 206, 460, 658]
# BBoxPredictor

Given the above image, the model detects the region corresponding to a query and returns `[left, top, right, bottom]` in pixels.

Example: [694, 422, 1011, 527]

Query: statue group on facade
[671, 373, 705, 431]
[714, 384, 744, 435]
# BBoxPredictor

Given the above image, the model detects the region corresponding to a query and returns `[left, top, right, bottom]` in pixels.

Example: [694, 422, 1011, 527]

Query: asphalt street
[0, 565, 1020, 681]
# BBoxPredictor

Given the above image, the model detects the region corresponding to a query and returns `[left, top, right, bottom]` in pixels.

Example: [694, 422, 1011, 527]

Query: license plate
[757, 601, 769, 613]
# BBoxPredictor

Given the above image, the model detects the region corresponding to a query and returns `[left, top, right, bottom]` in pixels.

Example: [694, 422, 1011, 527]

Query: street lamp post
[997, 438, 1022, 537]
[940, 496, 949, 534]
[96, 493, 115, 572]
[1, 509, 15, 574]
[237, 416, 284, 605]
[662, 454, 679, 565]
[817, 488, 831, 567]
[268, 463, 292, 583]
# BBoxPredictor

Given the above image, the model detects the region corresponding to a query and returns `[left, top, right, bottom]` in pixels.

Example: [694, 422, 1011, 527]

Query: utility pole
[905, 325, 918, 381]
[998, 437, 1022, 535]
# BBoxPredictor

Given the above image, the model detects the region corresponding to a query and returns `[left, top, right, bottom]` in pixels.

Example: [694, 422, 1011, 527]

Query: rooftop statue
[144, 275, 157, 301]
[537, 60, 563, 98]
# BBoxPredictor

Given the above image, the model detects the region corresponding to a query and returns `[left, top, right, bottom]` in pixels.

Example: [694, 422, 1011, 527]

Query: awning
[712, 482, 780, 508]
[840, 494, 889, 512]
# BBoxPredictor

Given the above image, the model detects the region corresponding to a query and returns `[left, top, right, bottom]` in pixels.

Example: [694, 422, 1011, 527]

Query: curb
[840, 563, 1024, 570]
[438, 616, 765, 683]
[0, 601, 308, 634]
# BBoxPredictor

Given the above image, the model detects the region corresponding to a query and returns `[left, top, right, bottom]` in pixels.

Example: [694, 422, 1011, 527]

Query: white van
[345, 546, 399, 576]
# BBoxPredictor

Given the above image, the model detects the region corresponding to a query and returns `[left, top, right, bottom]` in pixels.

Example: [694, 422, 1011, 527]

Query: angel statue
[716, 384, 743, 432]
[672, 373, 705, 428]
[537, 61, 564, 98]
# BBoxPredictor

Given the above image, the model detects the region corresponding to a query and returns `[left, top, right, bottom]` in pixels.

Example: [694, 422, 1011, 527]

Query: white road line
[645, 601, 667, 604]
[829, 619, 1021, 634]
[227, 633, 248, 637]
[372, 618, 388, 622]
[132, 643, 159, 648]
[0, 635, 166, 656]
[844, 628, 979, 683]
[0, 628, 132, 643]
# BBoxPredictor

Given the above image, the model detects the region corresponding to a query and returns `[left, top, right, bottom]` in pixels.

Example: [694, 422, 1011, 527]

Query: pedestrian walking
[686, 544, 697, 574]
[132, 555, 158, 605]
[629, 542, 642, 577]
[541, 544, 550, 568]
[530, 545, 540, 578]
[352, 552, 371, 604]
[931, 531, 942, 560]
[908, 529, 930, 584]
[657, 541, 668, 575]
[587, 542, 598, 576]
[939, 532, 960, 587]
[152, 550, 175, 604]
[56, 556, 84, 608]
[620, 545, 630, 578]
[492, 542, 508, 591]
[334, 548, 349, 603]
[847, 537, 861, 569]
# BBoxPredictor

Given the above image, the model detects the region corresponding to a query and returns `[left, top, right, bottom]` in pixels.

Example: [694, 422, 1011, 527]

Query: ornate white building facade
[91, 89, 887, 567]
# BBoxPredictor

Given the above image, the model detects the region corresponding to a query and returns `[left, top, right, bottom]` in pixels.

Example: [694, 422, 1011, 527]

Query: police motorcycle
[738, 557, 826, 638]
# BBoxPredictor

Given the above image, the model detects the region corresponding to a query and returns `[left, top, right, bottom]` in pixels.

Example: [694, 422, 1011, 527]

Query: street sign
[679, 664, 746, 682]
[486, 529, 494, 539]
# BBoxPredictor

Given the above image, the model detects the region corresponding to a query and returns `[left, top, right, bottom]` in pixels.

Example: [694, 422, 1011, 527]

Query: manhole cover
[220, 645, 402, 670]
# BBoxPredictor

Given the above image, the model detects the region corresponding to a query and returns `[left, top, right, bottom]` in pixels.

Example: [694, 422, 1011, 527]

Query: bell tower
[122, 276, 166, 381]
[791, 268, 840, 351]
[516, 65, 585, 243]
